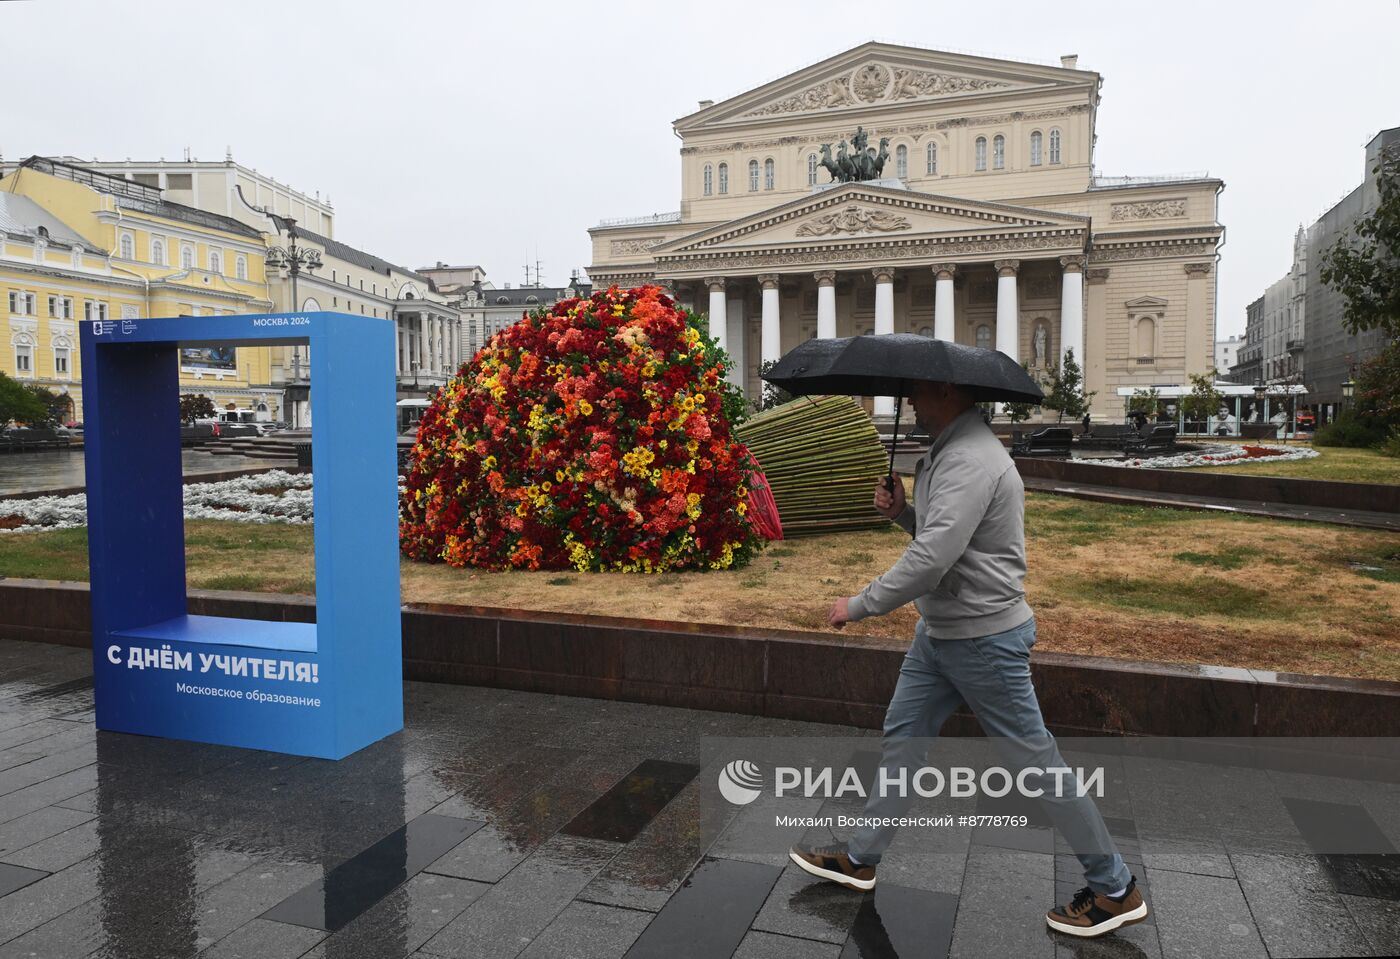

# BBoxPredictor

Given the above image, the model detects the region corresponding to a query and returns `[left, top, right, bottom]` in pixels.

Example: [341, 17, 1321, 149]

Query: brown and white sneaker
[788, 841, 877, 891]
[1046, 877, 1148, 937]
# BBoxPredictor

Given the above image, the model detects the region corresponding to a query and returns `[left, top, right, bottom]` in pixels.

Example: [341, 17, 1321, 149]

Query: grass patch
[0, 526, 90, 580]
[1179, 443, 1400, 485]
[546, 576, 575, 586]
[1171, 546, 1264, 570]
[769, 546, 798, 557]
[1056, 574, 1279, 619]
[842, 551, 875, 565]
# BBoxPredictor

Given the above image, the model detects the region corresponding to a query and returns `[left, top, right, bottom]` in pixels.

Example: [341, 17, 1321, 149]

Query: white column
[994, 260, 1020, 362]
[932, 263, 956, 341]
[726, 291, 745, 391]
[704, 277, 727, 350]
[814, 270, 837, 339]
[758, 274, 781, 366]
[1060, 256, 1085, 369]
[872, 267, 896, 416]
[393, 316, 401, 374]
[416, 313, 426, 374]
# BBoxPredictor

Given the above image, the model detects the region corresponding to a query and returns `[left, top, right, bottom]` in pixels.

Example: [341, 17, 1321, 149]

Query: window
[181, 245, 194, 269]
[84, 300, 108, 321]
[926, 142, 938, 175]
[718, 163, 728, 194]
[763, 158, 775, 190]
[975, 137, 987, 171]
[209, 251, 222, 274]
[54, 345, 70, 375]
[47, 295, 72, 319]
[151, 238, 165, 265]
[15, 340, 32, 373]
[895, 144, 908, 179]
[235, 255, 247, 280]
[1049, 128, 1061, 164]
[9, 292, 35, 315]
[119, 233, 134, 259]
[332, 270, 337, 283]
[992, 135, 1005, 170]
[748, 159, 759, 192]
[807, 153, 818, 186]
[703, 163, 713, 196]
[1030, 131, 1043, 166]
[975, 324, 992, 350]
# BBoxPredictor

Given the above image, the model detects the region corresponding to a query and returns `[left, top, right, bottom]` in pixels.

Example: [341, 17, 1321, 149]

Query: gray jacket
[847, 407, 1032, 639]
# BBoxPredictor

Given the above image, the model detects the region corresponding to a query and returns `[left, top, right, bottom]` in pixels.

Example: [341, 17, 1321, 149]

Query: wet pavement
[0, 450, 294, 498]
[1, 635, 1398, 958]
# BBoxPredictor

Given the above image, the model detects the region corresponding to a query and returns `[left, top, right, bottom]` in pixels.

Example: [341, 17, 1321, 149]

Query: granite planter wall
[1, 578, 1397, 740]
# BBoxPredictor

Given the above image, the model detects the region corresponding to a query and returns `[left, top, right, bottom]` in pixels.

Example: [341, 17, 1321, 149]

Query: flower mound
[400, 286, 761, 572]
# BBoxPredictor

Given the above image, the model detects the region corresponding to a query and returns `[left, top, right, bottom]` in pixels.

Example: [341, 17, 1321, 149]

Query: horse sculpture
[818, 143, 842, 182]
[818, 131, 893, 183]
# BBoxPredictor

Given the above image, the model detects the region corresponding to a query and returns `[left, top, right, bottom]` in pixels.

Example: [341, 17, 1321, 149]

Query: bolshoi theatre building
[587, 42, 1224, 419]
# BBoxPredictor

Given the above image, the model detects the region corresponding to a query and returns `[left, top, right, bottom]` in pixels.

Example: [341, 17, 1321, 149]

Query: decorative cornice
[1088, 236, 1218, 263]
[609, 237, 672, 256]
[1184, 262, 1213, 276]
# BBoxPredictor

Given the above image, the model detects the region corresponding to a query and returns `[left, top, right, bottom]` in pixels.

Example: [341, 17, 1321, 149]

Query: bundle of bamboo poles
[735, 395, 890, 537]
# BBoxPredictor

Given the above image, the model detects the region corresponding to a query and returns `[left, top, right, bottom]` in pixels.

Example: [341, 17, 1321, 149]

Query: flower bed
[399, 286, 761, 573]
[0, 470, 314, 533]
[1099, 444, 1320, 470]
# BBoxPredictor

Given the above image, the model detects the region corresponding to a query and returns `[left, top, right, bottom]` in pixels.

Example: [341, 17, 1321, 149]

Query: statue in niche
[1032, 323, 1049, 368]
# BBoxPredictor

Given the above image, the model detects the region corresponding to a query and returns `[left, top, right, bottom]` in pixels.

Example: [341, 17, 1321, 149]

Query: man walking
[789, 380, 1148, 939]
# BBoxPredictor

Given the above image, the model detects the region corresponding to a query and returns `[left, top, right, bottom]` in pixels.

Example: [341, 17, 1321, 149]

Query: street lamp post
[265, 218, 324, 429]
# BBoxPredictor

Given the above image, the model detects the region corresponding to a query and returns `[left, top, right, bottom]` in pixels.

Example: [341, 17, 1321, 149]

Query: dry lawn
[3, 497, 1398, 680]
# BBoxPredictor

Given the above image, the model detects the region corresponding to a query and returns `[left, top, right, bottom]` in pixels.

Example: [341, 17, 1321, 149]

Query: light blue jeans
[848, 615, 1132, 895]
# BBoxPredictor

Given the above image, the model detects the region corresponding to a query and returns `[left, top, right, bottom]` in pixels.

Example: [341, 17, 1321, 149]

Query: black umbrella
[762, 333, 1044, 489]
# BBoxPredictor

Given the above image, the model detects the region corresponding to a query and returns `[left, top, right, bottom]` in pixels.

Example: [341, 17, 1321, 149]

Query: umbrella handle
[885, 387, 902, 493]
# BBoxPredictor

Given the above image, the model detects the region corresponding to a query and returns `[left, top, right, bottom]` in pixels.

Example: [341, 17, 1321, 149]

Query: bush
[1313, 411, 1387, 448]
[1381, 424, 1400, 459]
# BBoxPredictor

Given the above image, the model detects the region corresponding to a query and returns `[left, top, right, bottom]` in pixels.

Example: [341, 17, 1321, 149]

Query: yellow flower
[578, 399, 593, 416]
[541, 481, 552, 492]
[555, 469, 566, 482]
[737, 501, 748, 515]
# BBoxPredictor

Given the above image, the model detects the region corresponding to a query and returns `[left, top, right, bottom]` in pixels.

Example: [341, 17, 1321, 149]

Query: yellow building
[1, 156, 277, 422]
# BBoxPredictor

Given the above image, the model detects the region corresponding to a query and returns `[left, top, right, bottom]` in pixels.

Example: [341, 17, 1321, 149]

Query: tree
[179, 393, 216, 424]
[1040, 348, 1096, 423]
[754, 360, 792, 413]
[1000, 360, 1037, 424]
[0, 371, 51, 426]
[1127, 386, 1162, 417]
[1319, 145, 1400, 338]
[1180, 369, 1224, 434]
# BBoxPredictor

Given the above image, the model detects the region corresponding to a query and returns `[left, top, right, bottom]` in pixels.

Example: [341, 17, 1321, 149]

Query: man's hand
[873, 474, 906, 519]
[828, 596, 852, 629]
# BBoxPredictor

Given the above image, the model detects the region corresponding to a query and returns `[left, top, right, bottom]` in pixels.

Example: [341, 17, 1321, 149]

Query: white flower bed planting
[0, 470, 316, 534]
[1098, 444, 1320, 470]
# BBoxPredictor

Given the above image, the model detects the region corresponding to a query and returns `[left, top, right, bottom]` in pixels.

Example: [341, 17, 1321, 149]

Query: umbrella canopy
[762, 333, 1044, 405]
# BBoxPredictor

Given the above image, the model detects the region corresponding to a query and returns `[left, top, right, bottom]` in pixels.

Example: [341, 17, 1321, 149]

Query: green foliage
[1128, 387, 1162, 416]
[0, 371, 53, 426]
[179, 393, 216, 424]
[1040, 348, 1095, 423]
[1316, 340, 1400, 448]
[1319, 145, 1400, 338]
[688, 309, 749, 427]
[755, 359, 793, 413]
[1381, 424, 1400, 459]
[1314, 411, 1388, 448]
[1180, 369, 1224, 430]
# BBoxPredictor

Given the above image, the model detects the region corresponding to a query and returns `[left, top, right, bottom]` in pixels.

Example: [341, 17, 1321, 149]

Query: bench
[1010, 426, 1074, 458]
[1123, 424, 1179, 457]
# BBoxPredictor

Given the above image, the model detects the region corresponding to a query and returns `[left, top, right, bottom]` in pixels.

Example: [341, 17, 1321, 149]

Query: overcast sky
[5, 0, 1397, 336]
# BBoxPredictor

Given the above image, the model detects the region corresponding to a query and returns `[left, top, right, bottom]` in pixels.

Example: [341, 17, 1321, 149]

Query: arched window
[926, 142, 938, 174]
[748, 159, 759, 192]
[718, 163, 728, 194]
[235, 255, 247, 280]
[13, 334, 34, 375]
[895, 144, 908, 179]
[807, 153, 818, 186]
[992, 135, 1005, 170]
[703, 163, 713, 196]
[1049, 128, 1062, 164]
[181, 245, 194, 269]
[209, 251, 222, 274]
[975, 324, 992, 350]
[763, 157, 774, 190]
[119, 233, 134, 259]
[1030, 131, 1043, 166]
[151, 238, 165, 265]
[975, 137, 987, 172]
[1136, 316, 1155, 358]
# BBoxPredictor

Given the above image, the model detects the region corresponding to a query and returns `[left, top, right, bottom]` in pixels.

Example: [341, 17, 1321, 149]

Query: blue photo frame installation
[81, 312, 403, 760]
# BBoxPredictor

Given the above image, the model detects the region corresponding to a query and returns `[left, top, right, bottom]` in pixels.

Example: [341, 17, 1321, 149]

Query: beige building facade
[588, 43, 1224, 418]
